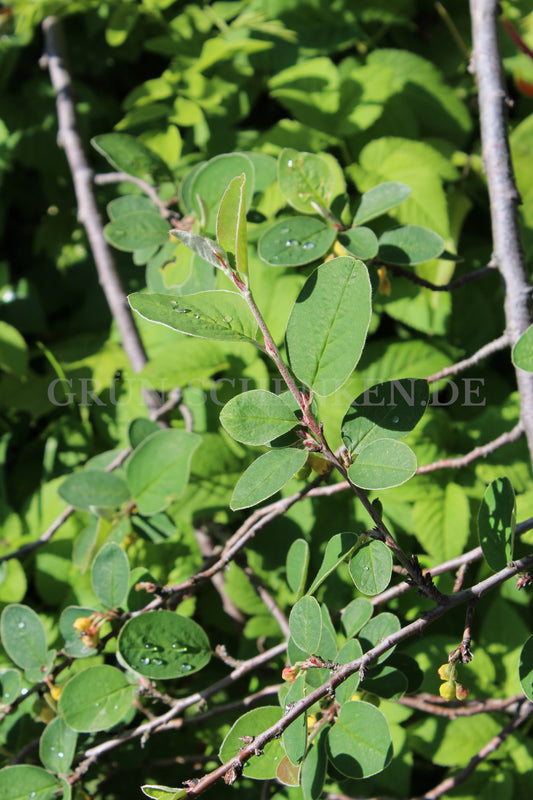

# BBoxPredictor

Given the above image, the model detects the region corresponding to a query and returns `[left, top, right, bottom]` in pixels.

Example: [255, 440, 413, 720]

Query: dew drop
[173, 307, 190, 314]
[30, 793, 36, 799]
[152, 658, 166, 666]
[285, 239, 299, 247]
[113, 706, 119, 711]
[363, 565, 369, 571]
[171, 644, 188, 653]
[302, 241, 316, 251]
[50, 746, 55, 752]
[144, 642, 162, 652]
[17, 621, 25, 629]
[297, 192, 305, 199]
[392, 415, 400, 423]
[222, 315, 233, 324]
[193, 314, 200, 319]
[140, 657, 151, 666]
[180, 664, 193, 672]
[287, 159, 294, 168]
[57, 752, 64, 759]
[280, 226, 290, 234]
[270, 255, 280, 263]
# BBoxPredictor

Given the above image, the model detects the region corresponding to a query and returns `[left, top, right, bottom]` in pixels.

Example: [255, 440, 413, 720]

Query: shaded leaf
[39, 715, 77, 773]
[378, 225, 445, 265]
[104, 212, 169, 252]
[341, 598, 373, 638]
[359, 612, 401, 665]
[91, 542, 130, 609]
[519, 635, 533, 702]
[286, 539, 310, 598]
[353, 182, 411, 225]
[307, 532, 359, 596]
[335, 638, 363, 705]
[478, 478, 516, 572]
[326, 701, 392, 778]
[0, 765, 60, 800]
[289, 595, 322, 654]
[338, 227, 378, 260]
[216, 172, 248, 278]
[92, 133, 172, 184]
[219, 706, 284, 779]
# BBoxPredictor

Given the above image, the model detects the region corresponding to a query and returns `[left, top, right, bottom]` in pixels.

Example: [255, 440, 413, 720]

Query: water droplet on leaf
[287, 159, 294, 168]
[392, 415, 400, 423]
[193, 314, 200, 319]
[152, 658, 166, 666]
[140, 657, 151, 666]
[57, 752, 64, 759]
[302, 242, 315, 250]
[20, 688, 28, 696]
[285, 239, 299, 247]
[171, 644, 188, 652]
[17, 621, 25, 629]
[180, 664, 193, 672]
[280, 226, 290, 234]
[173, 307, 190, 313]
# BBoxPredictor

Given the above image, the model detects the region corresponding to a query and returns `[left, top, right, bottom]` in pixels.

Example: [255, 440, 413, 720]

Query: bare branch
[384, 262, 495, 292]
[94, 171, 172, 217]
[469, 0, 533, 461]
[426, 333, 509, 383]
[417, 421, 524, 473]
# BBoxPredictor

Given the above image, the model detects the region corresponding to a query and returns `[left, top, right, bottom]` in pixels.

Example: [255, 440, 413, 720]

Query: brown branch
[414, 699, 533, 799]
[384, 261, 495, 292]
[41, 16, 162, 418]
[398, 693, 524, 719]
[416, 421, 524, 473]
[469, 0, 533, 462]
[94, 171, 172, 217]
[426, 333, 509, 383]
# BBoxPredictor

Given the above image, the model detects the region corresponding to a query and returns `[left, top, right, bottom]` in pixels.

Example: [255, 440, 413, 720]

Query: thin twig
[94, 171, 172, 217]
[414, 699, 533, 799]
[417, 421, 524, 473]
[41, 16, 162, 418]
[398, 693, 524, 719]
[426, 333, 509, 383]
[469, 0, 533, 462]
[385, 261, 495, 292]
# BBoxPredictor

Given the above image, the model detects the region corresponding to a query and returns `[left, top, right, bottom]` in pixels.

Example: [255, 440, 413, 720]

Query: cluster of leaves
[2, 1, 533, 800]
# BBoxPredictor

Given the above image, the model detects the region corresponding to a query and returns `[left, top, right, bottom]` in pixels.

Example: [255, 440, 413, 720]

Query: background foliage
[1, 1, 533, 799]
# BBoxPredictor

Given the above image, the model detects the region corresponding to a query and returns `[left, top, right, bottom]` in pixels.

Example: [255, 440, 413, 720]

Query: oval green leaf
[335, 638, 363, 706]
[39, 715, 78, 773]
[258, 217, 336, 267]
[378, 225, 445, 265]
[352, 182, 411, 225]
[91, 542, 130, 609]
[141, 786, 187, 800]
[127, 429, 201, 516]
[286, 256, 372, 397]
[307, 532, 359, 596]
[326, 701, 392, 778]
[348, 439, 417, 490]
[220, 390, 298, 446]
[519, 634, 533, 702]
[512, 324, 533, 372]
[189, 152, 254, 233]
[1, 604, 47, 670]
[282, 674, 307, 765]
[230, 448, 308, 510]
[168, 230, 228, 273]
[338, 227, 379, 260]
[288, 595, 322, 654]
[129, 291, 258, 343]
[341, 598, 373, 638]
[278, 148, 336, 214]
[58, 470, 131, 511]
[0, 765, 60, 800]
[478, 477, 516, 572]
[349, 540, 393, 596]
[0, 668, 21, 704]
[342, 379, 429, 455]
[219, 706, 284, 779]
[107, 195, 157, 220]
[216, 173, 248, 278]
[359, 612, 401, 665]
[92, 133, 171, 184]
[58, 665, 135, 732]
[104, 212, 169, 252]
[363, 665, 408, 700]
[301, 725, 328, 800]
[117, 610, 211, 679]
[286, 538, 310, 598]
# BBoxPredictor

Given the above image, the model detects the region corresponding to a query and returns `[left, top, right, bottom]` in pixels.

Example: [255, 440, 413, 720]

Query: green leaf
[0, 558, 27, 605]
[117, 610, 211, 680]
[219, 706, 284, 779]
[334, 638, 363, 705]
[478, 478, 516, 572]
[282, 674, 307, 765]
[258, 217, 336, 267]
[92, 133, 172, 184]
[168, 230, 228, 273]
[378, 225, 445, 265]
[0, 668, 21, 704]
[288, 595, 322, 654]
[126, 429, 200, 516]
[412, 483, 471, 562]
[0, 765, 61, 800]
[58, 665, 135, 732]
[519, 634, 533, 702]
[220, 390, 298, 446]
[286, 539, 310, 598]
[341, 598, 373, 638]
[513, 324, 533, 372]
[141, 786, 187, 800]
[104, 212, 169, 252]
[286, 256, 372, 396]
[352, 182, 412, 225]
[188, 152, 254, 233]
[301, 725, 328, 800]
[128, 418, 160, 450]
[348, 439, 417, 490]
[129, 291, 258, 343]
[307, 532, 359, 596]
[278, 148, 336, 214]
[39, 715, 77, 773]
[326, 701, 392, 778]
[342, 378, 429, 455]
[59, 606, 99, 658]
[91, 542, 130, 609]
[58, 470, 131, 511]
[230, 448, 308, 510]
[1, 604, 47, 669]
[349, 540, 393, 596]
[107, 195, 157, 220]
[363, 665, 408, 700]
[359, 612, 401, 665]
[338, 227, 378, 260]
[0, 320, 29, 377]
[216, 173, 248, 278]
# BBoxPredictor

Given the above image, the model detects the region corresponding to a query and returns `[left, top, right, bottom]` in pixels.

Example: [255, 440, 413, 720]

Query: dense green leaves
[58, 471, 131, 511]
[1, 604, 47, 670]
[286, 256, 372, 396]
[117, 610, 211, 679]
[219, 707, 284, 779]
[92, 133, 172, 184]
